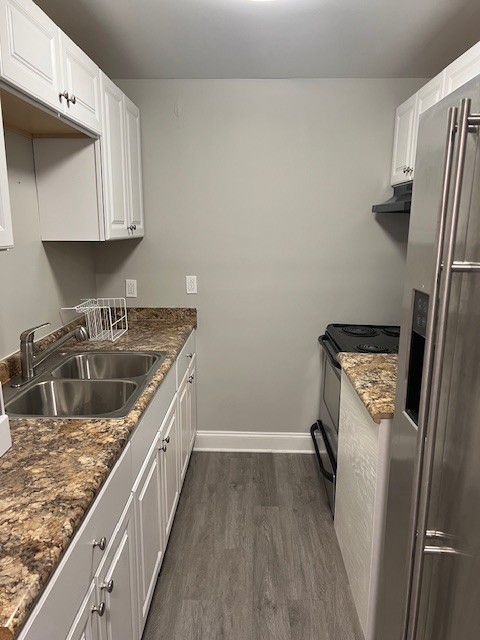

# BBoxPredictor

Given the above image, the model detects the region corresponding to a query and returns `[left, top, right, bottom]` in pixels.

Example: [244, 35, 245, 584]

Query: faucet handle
[20, 323, 50, 343]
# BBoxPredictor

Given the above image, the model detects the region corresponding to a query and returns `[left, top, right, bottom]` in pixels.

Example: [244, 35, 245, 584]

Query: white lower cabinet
[161, 400, 180, 543]
[334, 372, 392, 640]
[179, 368, 191, 483]
[97, 497, 139, 640]
[133, 437, 164, 632]
[66, 581, 101, 640]
[17, 330, 197, 640]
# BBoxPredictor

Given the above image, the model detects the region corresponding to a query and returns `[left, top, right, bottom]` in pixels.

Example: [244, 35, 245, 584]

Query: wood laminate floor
[142, 452, 363, 640]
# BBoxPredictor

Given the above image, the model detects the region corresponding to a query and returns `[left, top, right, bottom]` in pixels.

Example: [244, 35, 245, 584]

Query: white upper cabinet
[443, 41, 480, 95]
[100, 73, 144, 240]
[409, 74, 445, 179]
[0, 0, 61, 110]
[391, 94, 417, 185]
[0, 96, 13, 249]
[391, 41, 480, 187]
[0, 0, 101, 133]
[101, 73, 129, 239]
[124, 95, 144, 237]
[58, 33, 101, 134]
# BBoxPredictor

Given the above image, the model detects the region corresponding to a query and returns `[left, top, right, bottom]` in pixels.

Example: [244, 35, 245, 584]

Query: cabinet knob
[161, 444, 167, 452]
[186, 352, 193, 358]
[91, 602, 105, 617]
[68, 94, 77, 105]
[188, 374, 194, 384]
[59, 90, 69, 102]
[128, 224, 137, 231]
[101, 580, 114, 593]
[403, 167, 407, 173]
[93, 536, 107, 551]
[163, 436, 170, 444]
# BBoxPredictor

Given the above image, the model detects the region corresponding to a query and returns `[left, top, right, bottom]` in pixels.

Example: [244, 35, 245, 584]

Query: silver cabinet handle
[93, 536, 107, 551]
[101, 580, 114, 593]
[188, 374, 194, 384]
[69, 94, 76, 104]
[59, 90, 69, 102]
[163, 436, 170, 444]
[91, 602, 105, 617]
[128, 224, 137, 231]
[186, 352, 193, 358]
[161, 444, 167, 452]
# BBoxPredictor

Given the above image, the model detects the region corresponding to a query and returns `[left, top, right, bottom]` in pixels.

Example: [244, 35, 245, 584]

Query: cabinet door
[0, 0, 62, 110]
[161, 402, 179, 543]
[410, 74, 444, 180]
[134, 442, 163, 632]
[391, 94, 417, 185]
[124, 95, 144, 237]
[100, 73, 129, 239]
[59, 32, 101, 133]
[178, 370, 190, 484]
[188, 359, 197, 451]
[66, 581, 101, 640]
[98, 497, 139, 640]
[443, 41, 480, 95]
[0, 96, 13, 249]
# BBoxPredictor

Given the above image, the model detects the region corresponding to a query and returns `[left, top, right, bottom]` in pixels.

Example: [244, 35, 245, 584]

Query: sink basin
[6, 380, 138, 418]
[50, 351, 162, 380]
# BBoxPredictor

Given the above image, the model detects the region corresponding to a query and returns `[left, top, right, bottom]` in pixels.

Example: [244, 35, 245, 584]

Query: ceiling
[35, 0, 480, 79]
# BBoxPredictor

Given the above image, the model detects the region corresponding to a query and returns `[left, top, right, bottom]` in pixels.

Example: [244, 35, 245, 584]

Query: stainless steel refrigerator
[375, 75, 480, 640]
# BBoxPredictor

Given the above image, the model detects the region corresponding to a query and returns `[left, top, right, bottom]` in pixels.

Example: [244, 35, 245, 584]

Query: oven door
[311, 420, 337, 513]
[319, 334, 341, 433]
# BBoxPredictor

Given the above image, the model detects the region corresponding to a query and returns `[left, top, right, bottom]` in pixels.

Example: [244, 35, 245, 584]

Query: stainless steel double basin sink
[6, 351, 166, 419]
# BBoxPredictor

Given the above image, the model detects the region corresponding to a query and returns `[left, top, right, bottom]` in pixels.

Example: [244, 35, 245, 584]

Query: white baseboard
[194, 430, 315, 454]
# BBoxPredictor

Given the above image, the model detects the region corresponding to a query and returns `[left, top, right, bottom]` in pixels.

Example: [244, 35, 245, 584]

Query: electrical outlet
[186, 275, 197, 294]
[125, 279, 137, 298]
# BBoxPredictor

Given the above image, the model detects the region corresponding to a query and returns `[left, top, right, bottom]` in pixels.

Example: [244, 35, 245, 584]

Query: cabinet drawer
[130, 365, 176, 480]
[176, 330, 196, 389]
[18, 443, 132, 640]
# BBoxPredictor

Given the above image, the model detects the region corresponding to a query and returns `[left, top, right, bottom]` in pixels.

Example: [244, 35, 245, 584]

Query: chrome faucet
[19, 323, 88, 382]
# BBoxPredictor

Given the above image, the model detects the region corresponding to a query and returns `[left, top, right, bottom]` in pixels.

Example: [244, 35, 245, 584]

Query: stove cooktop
[325, 323, 400, 355]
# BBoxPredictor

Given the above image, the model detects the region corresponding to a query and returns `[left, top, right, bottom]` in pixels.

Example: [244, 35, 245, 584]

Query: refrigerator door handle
[450, 260, 480, 272]
[423, 545, 467, 557]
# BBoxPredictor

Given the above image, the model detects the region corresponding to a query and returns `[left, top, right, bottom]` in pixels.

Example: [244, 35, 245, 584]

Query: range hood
[372, 182, 412, 214]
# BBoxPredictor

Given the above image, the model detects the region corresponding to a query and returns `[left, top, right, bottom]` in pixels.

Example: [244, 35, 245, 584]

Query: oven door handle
[318, 335, 341, 370]
[310, 421, 335, 483]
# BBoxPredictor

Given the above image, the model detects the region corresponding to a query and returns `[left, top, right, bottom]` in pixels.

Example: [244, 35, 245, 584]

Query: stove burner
[383, 327, 400, 337]
[357, 344, 390, 353]
[342, 326, 378, 337]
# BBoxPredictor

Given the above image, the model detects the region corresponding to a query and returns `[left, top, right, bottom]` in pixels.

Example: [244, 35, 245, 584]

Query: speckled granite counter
[0, 308, 196, 640]
[338, 353, 397, 424]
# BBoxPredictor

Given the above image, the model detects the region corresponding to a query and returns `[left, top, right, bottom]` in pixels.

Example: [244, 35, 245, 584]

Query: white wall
[95, 79, 425, 434]
[0, 131, 97, 358]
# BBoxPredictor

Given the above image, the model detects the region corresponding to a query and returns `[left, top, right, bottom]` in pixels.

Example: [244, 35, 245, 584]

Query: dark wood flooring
[142, 452, 363, 640]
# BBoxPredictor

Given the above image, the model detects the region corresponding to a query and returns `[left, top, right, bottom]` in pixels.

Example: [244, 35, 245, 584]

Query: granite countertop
[0, 308, 196, 640]
[337, 353, 398, 424]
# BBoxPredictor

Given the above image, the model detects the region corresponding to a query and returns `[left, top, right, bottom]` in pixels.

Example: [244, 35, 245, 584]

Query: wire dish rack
[69, 298, 128, 342]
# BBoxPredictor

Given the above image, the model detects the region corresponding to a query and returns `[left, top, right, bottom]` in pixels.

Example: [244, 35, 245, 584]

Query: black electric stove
[311, 323, 400, 516]
[325, 323, 400, 356]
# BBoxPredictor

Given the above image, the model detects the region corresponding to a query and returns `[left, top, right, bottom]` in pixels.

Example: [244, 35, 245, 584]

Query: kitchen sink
[5, 380, 138, 418]
[50, 351, 162, 380]
[5, 350, 167, 418]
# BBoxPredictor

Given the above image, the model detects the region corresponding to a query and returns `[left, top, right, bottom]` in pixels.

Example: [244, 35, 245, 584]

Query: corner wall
[95, 78, 425, 434]
[0, 131, 97, 358]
